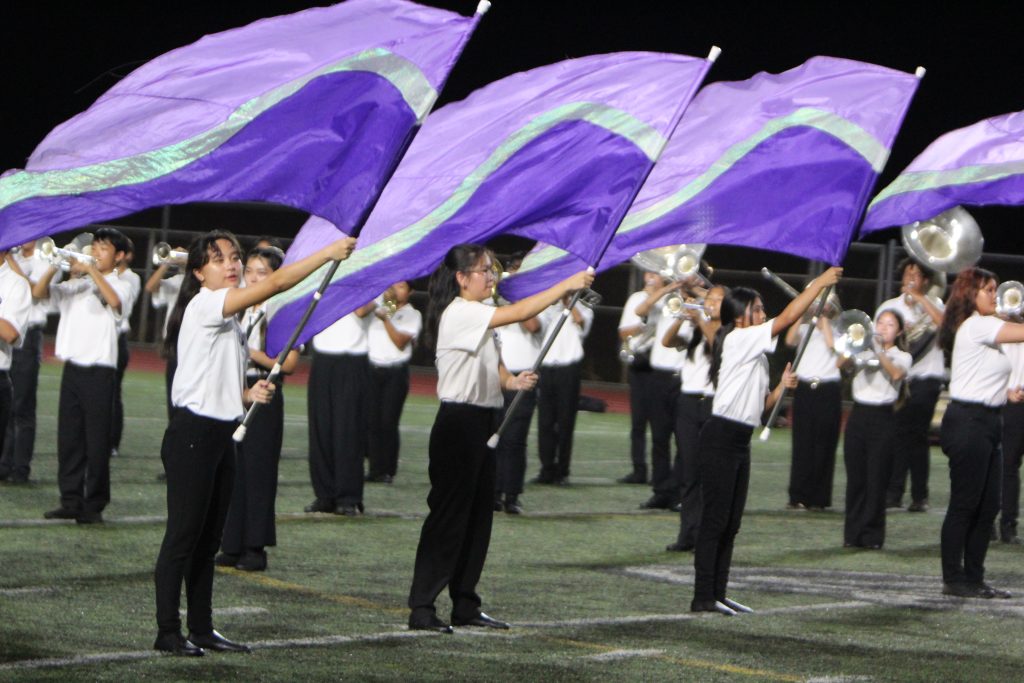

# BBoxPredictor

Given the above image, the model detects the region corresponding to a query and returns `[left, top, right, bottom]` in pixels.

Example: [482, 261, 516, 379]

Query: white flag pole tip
[914, 66, 926, 79]
[476, 1, 491, 15]
[486, 433, 499, 449]
[758, 426, 771, 442]
[586, 266, 595, 274]
[232, 425, 247, 443]
[707, 46, 722, 62]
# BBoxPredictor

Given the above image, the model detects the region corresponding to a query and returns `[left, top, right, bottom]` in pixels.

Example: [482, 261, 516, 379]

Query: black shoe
[670, 501, 683, 513]
[6, 472, 29, 484]
[154, 631, 204, 657]
[304, 499, 335, 513]
[1001, 533, 1023, 545]
[452, 612, 510, 629]
[44, 507, 79, 520]
[617, 471, 648, 485]
[336, 504, 362, 516]
[504, 496, 524, 515]
[640, 495, 673, 510]
[785, 502, 807, 511]
[236, 549, 267, 572]
[156, 472, 167, 482]
[943, 582, 1001, 599]
[690, 599, 736, 616]
[907, 499, 929, 513]
[885, 497, 902, 509]
[554, 476, 570, 487]
[529, 475, 555, 485]
[494, 497, 504, 512]
[188, 630, 251, 653]
[76, 510, 103, 525]
[408, 614, 453, 633]
[665, 541, 694, 552]
[366, 473, 393, 484]
[214, 553, 240, 567]
[979, 583, 1012, 599]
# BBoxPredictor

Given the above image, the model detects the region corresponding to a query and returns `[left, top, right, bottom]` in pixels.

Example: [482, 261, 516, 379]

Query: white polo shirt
[539, 302, 592, 367]
[312, 311, 371, 355]
[51, 271, 130, 368]
[118, 268, 142, 334]
[876, 295, 945, 379]
[676, 321, 714, 396]
[851, 346, 912, 405]
[949, 313, 1010, 407]
[368, 304, 422, 366]
[712, 320, 778, 427]
[496, 319, 541, 374]
[792, 323, 840, 383]
[12, 253, 48, 328]
[1006, 341, 1024, 391]
[0, 264, 32, 371]
[435, 297, 502, 408]
[172, 287, 247, 421]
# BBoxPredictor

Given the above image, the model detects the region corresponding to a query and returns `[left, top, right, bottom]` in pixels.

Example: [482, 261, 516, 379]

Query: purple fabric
[268, 51, 712, 354]
[0, 0, 479, 248]
[862, 110, 1024, 232]
[501, 56, 920, 300]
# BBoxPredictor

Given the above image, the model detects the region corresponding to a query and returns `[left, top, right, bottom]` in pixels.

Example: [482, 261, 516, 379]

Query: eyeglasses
[463, 268, 496, 280]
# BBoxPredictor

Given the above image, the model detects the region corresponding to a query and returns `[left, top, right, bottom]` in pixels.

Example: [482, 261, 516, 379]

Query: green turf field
[1, 362, 1023, 681]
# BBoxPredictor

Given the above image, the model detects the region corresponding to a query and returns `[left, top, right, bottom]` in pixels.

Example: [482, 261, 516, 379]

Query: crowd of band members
[5, 232, 1024, 637]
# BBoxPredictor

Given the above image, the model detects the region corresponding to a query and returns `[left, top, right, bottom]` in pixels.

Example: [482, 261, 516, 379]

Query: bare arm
[72, 261, 122, 314]
[354, 301, 377, 318]
[874, 348, 906, 382]
[784, 321, 803, 348]
[765, 362, 797, 413]
[634, 281, 682, 319]
[489, 270, 594, 329]
[520, 317, 540, 334]
[377, 314, 415, 350]
[31, 265, 59, 300]
[995, 321, 1024, 345]
[145, 263, 171, 294]
[499, 362, 538, 392]
[222, 237, 356, 318]
[0, 319, 19, 344]
[661, 316, 685, 348]
[250, 348, 300, 374]
[770, 267, 843, 338]
[905, 288, 944, 325]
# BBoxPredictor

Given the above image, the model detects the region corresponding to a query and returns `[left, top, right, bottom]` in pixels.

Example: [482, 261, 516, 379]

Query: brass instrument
[36, 233, 95, 272]
[833, 309, 880, 368]
[152, 242, 189, 267]
[380, 288, 399, 319]
[997, 280, 1024, 320]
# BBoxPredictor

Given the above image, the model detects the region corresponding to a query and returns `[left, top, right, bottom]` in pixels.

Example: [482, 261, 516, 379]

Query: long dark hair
[163, 230, 242, 361]
[875, 308, 909, 353]
[685, 285, 728, 360]
[709, 287, 762, 388]
[938, 267, 996, 354]
[424, 244, 489, 351]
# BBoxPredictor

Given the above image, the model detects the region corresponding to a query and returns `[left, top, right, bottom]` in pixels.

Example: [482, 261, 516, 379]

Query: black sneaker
[44, 507, 79, 520]
[76, 510, 104, 525]
[236, 549, 267, 572]
[504, 496, 524, 515]
[907, 499, 929, 513]
[304, 499, 336, 513]
[617, 471, 648, 485]
[215, 552, 240, 567]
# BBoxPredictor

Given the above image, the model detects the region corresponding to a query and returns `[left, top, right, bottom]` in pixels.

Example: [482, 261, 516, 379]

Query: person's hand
[68, 256, 92, 276]
[329, 237, 357, 261]
[815, 266, 843, 289]
[1009, 386, 1024, 403]
[510, 370, 538, 391]
[780, 362, 798, 389]
[565, 270, 595, 292]
[373, 304, 389, 320]
[247, 379, 276, 405]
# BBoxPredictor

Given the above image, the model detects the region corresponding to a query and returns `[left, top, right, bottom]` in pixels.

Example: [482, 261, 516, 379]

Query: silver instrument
[36, 233, 95, 271]
[833, 309, 881, 368]
[152, 242, 189, 267]
[761, 267, 841, 318]
[997, 280, 1024, 320]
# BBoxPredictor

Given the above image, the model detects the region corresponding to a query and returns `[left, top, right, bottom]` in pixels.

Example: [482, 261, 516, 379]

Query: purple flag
[267, 51, 714, 355]
[863, 111, 1024, 233]
[502, 57, 922, 300]
[0, 0, 485, 249]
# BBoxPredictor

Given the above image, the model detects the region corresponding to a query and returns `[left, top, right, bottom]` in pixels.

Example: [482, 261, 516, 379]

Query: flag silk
[863, 111, 1024, 233]
[502, 56, 921, 301]
[266, 51, 712, 355]
[0, 0, 483, 249]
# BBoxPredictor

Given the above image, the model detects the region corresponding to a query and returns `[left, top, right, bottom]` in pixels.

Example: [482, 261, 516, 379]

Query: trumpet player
[838, 310, 911, 549]
[111, 238, 141, 457]
[367, 281, 421, 484]
[33, 228, 133, 524]
[145, 247, 186, 420]
[877, 259, 945, 513]
[784, 301, 841, 511]
[0, 250, 33, 485]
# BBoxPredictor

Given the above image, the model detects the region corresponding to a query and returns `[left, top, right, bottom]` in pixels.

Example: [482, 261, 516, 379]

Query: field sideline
[1, 357, 1022, 682]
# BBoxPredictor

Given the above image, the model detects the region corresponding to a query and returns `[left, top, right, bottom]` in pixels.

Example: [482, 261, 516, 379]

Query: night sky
[3, 1, 1023, 251]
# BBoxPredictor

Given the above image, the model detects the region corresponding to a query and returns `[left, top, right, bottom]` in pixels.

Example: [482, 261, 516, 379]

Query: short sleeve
[106, 274, 132, 321]
[968, 314, 1005, 347]
[194, 288, 232, 328]
[618, 292, 646, 330]
[440, 299, 494, 353]
[576, 304, 595, 338]
[889, 348, 913, 373]
[393, 307, 422, 340]
[725, 320, 776, 363]
[0, 276, 32, 345]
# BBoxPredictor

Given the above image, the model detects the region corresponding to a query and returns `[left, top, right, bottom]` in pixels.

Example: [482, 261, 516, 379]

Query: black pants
[843, 403, 896, 547]
[368, 363, 410, 479]
[939, 401, 1002, 585]
[307, 352, 368, 507]
[409, 402, 499, 621]
[495, 388, 536, 498]
[999, 402, 1024, 537]
[57, 363, 115, 514]
[154, 409, 236, 635]
[111, 332, 129, 451]
[1, 326, 41, 478]
[788, 380, 841, 508]
[674, 393, 712, 547]
[889, 377, 942, 505]
[221, 378, 284, 554]
[537, 362, 581, 481]
[650, 370, 681, 498]
[627, 365, 655, 478]
[164, 357, 178, 422]
[693, 415, 753, 603]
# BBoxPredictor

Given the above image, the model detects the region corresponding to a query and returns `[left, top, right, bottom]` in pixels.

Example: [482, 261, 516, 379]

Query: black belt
[798, 378, 838, 390]
[950, 399, 1001, 414]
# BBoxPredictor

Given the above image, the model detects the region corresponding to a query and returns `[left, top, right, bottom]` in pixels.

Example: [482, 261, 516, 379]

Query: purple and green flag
[266, 50, 714, 355]
[0, 0, 486, 249]
[863, 110, 1024, 233]
[502, 56, 922, 300]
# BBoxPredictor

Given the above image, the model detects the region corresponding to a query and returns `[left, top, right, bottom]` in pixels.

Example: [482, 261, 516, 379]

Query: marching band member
[217, 246, 297, 572]
[998, 340, 1024, 544]
[407, 244, 592, 632]
[34, 228, 132, 525]
[663, 285, 726, 552]
[877, 259, 945, 512]
[0, 251, 32, 483]
[838, 309, 910, 549]
[111, 238, 141, 457]
[936, 267, 1024, 599]
[154, 230, 354, 655]
[146, 258, 185, 420]
[304, 301, 376, 516]
[784, 310, 841, 510]
[617, 272, 682, 485]
[692, 267, 841, 616]
[533, 293, 593, 486]
[494, 256, 541, 514]
[367, 281, 422, 484]
[0, 241, 47, 484]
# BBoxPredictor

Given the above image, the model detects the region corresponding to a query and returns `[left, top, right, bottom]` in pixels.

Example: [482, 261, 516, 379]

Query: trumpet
[997, 280, 1024, 320]
[380, 288, 399, 319]
[36, 234, 96, 271]
[664, 294, 709, 321]
[152, 242, 188, 267]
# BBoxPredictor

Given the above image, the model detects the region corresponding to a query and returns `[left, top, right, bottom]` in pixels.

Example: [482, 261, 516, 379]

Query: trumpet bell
[152, 242, 189, 267]
[834, 309, 874, 358]
[997, 280, 1024, 319]
[901, 206, 984, 279]
[631, 244, 707, 281]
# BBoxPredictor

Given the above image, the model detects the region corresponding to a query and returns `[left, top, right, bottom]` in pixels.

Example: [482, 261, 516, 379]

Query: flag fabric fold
[266, 51, 713, 355]
[0, 0, 482, 249]
[502, 56, 921, 300]
[862, 111, 1024, 233]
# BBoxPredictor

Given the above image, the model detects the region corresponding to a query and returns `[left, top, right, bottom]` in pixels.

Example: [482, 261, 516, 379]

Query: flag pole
[487, 46, 721, 449]
[758, 64, 926, 443]
[233, 3, 492, 443]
